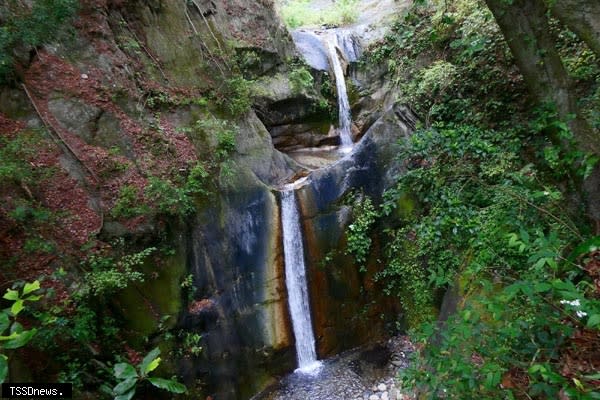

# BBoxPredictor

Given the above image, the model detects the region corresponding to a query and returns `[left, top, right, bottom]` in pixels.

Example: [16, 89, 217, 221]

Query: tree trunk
[485, 0, 600, 227]
[484, 0, 598, 155]
[549, 0, 600, 58]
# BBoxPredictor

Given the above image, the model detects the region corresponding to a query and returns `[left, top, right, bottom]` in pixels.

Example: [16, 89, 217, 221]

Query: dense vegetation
[353, 0, 600, 398]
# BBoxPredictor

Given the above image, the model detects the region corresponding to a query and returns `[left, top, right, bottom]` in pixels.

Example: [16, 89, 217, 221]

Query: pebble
[378, 384, 387, 392]
[81, 73, 88, 79]
[369, 395, 379, 400]
[381, 392, 389, 400]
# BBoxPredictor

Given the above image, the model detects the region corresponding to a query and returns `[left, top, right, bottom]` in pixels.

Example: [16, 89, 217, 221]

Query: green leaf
[0, 332, 19, 341]
[147, 377, 187, 393]
[10, 321, 23, 334]
[3, 289, 19, 301]
[114, 363, 137, 380]
[114, 388, 136, 400]
[10, 300, 24, 316]
[534, 282, 552, 293]
[143, 357, 160, 375]
[113, 378, 137, 395]
[3, 328, 36, 349]
[22, 281, 40, 296]
[587, 314, 600, 328]
[138, 347, 160, 376]
[0, 355, 7, 384]
[0, 313, 9, 333]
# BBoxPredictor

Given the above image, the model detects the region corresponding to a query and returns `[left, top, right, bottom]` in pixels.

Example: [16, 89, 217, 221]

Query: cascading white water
[325, 35, 353, 149]
[281, 186, 321, 374]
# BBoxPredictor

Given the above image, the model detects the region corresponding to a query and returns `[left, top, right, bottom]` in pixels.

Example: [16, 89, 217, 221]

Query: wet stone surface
[252, 336, 413, 400]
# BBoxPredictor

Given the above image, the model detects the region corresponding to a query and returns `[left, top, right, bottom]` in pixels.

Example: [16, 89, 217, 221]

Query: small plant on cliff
[111, 347, 186, 400]
[144, 177, 195, 218]
[78, 246, 156, 298]
[289, 66, 314, 94]
[214, 76, 253, 117]
[346, 194, 377, 272]
[194, 117, 237, 163]
[111, 185, 148, 219]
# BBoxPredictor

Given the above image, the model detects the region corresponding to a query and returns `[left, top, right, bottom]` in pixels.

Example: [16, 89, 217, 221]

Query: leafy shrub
[185, 163, 210, 196]
[346, 195, 377, 272]
[289, 66, 314, 94]
[144, 177, 194, 218]
[215, 76, 253, 117]
[194, 117, 237, 161]
[368, 0, 525, 127]
[78, 247, 156, 298]
[112, 347, 186, 399]
[111, 185, 147, 219]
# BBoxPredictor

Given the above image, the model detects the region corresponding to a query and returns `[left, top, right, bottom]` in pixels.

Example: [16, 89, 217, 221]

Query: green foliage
[215, 76, 253, 117]
[0, 0, 78, 83]
[0, 130, 53, 187]
[382, 122, 599, 398]
[111, 185, 148, 219]
[196, 117, 239, 163]
[346, 195, 377, 272]
[185, 163, 210, 196]
[112, 347, 186, 400]
[531, 104, 600, 180]
[112, 162, 213, 220]
[235, 49, 262, 79]
[144, 177, 194, 218]
[279, 0, 359, 28]
[0, 281, 42, 384]
[289, 66, 314, 94]
[78, 246, 155, 298]
[369, 0, 524, 127]
[376, 227, 435, 325]
[175, 331, 202, 358]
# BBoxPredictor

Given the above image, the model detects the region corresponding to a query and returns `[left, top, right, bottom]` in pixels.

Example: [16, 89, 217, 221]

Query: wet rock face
[290, 29, 361, 72]
[181, 186, 294, 399]
[270, 122, 338, 151]
[297, 104, 417, 357]
[291, 30, 330, 71]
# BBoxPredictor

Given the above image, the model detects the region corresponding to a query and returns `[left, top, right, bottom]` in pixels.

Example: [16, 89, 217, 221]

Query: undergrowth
[362, 0, 600, 398]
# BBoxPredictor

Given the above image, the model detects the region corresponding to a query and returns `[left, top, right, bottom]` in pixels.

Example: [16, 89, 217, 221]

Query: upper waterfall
[324, 34, 354, 149]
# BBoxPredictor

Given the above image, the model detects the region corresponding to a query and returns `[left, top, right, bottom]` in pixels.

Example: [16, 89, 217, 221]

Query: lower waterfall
[281, 184, 322, 374]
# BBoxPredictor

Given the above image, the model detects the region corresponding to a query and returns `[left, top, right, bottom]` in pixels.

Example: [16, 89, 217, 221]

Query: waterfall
[281, 186, 321, 374]
[325, 35, 354, 149]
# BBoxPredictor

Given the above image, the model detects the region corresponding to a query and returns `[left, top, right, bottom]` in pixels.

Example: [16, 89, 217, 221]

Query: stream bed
[252, 336, 413, 400]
